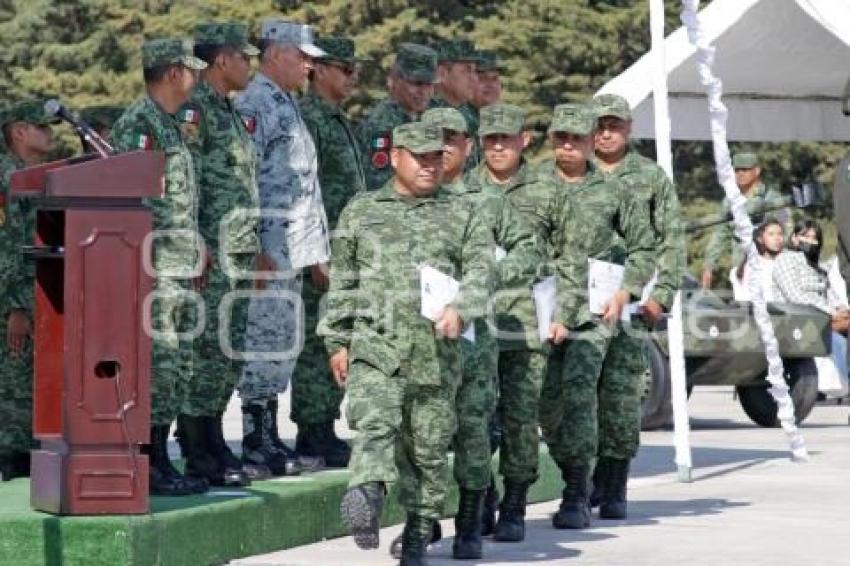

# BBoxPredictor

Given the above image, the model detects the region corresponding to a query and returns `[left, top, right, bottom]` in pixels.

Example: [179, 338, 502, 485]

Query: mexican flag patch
[371, 133, 391, 150]
[134, 133, 153, 150]
[178, 107, 201, 124]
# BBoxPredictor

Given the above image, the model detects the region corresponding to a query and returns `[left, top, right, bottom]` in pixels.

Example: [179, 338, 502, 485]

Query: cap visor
[597, 111, 630, 121]
[405, 142, 444, 154]
[300, 44, 327, 58]
[479, 127, 521, 137]
[183, 56, 208, 70]
[548, 125, 592, 136]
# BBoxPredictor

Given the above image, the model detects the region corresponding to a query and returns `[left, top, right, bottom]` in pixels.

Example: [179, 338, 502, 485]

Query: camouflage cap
[732, 152, 759, 169]
[392, 122, 443, 154]
[478, 103, 526, 137]
[436, 39, 477, 64]
[314, 36, 367, 65]
[421, 107, 468, 135]
[593, 93, 632, 121]
[142, 38, 207, 70]
[260, 20, 326, 58]
[79, 105, 124, 131]
[548, 103, 595, 136]
[393, 43, 438, 84]
[194, 22, 259, 56]
[475, 49, 504, 73]
[0, 100, 61, 127]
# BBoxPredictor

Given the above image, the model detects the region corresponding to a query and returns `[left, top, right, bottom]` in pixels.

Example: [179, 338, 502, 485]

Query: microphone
[44, 99, 113, 158]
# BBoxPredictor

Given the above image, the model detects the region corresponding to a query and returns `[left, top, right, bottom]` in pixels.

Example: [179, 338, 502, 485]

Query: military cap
[593, 93, 632, 121]
[79, 105, 124, 131]
[548, 103, 595, 136]
[478, 103, 526, 137]
[194, 22, 259, 56]
[436, 39, 477, 63]
[421, 107, 468, 135]
[475, 49, 504, 73]
[260, 20, 326, 58]
[142, 38, 207, 70]
[732, 152, 759, 169]
[314, 36, 367, 65]
[392, 122, 443, 154]
[0, 100, 61, 127]
[393, 43, 438, 84]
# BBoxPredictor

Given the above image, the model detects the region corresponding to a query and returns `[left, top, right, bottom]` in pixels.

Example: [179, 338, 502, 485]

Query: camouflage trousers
[0, 321, 33, 458]
[150, 277, 195, 426]
[184, 256, 252, 417]
[238, 271, 303, 405]
[540, 322, 646, 466]
[496, 348, 548, 484]
[291, 273, 344, 425]
[453, 322, 498, 490]
[346, 356, 460, 521]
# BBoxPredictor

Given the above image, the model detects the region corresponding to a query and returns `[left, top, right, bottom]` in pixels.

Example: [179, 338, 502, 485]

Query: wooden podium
[10, 151, 165, 515]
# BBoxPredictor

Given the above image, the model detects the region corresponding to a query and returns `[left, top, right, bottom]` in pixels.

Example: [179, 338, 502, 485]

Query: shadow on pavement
[631, 444, 789, 480]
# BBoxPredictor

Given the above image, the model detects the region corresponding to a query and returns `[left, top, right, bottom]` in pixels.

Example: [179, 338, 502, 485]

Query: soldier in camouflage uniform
[429, 39, 481, 170]
[538, 103, 655, 529]
[468, 103, 561, 542]
[110, 38, 209, 496]
[358, 43, 437, 190]
[236, 20, 329, 474]
[701, 152, 787, 289]
[0, 101, 59, 481]
[471, 50, 503, 111]
[419, 107, 540, 559]
[319, 122, 494, 565]
[292, 36, 367, 468]
[173, 22, 268, 487]
[590, 93, 687, 518]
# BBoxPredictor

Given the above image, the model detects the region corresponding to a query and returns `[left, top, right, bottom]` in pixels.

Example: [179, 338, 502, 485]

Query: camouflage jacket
[235, 72, 329, 270]
[429, 95, 481, 170]
[180, 81, 260, 260]
[318, 180, 495, 385]
[299, 91, 367, 227]
[357, 98, 415, 191]
[111, 94, 200, 274]
[467, 160, 558, 350]
[0, 153, 34, 316]
[598, 150, 686, 310]
[704, 181, 786, 271]
[539, 162, 655, 328]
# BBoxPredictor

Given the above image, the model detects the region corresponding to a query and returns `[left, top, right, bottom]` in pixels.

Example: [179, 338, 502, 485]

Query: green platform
[0, 447, 562, 566]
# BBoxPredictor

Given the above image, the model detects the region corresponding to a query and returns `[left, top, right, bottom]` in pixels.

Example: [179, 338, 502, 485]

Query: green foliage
[0, 0, 842, 272]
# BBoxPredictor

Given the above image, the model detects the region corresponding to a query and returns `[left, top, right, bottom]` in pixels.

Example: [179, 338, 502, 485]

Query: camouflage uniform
[292, 36, 367, 429]
[320, 123, 495, 522]
[111, 47, 207, 426]
[235, 60, 330, 404]
[358, 43, 438, 191]
[180, 68, 260, 416]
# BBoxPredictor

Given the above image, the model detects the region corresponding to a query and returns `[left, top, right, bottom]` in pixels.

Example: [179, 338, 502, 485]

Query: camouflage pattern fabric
[236, 71, 330, 404]
[111, 94, 200, 425]
[318, 181, 495, 519]
[357, 98, 416, 191]
[429, 96, 481, 171]
[142, 38, 206, 70]
[180, 80, 260, 417]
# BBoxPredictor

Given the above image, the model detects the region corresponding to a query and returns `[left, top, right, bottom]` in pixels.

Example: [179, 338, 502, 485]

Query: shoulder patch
[370, 132, 391, 169]
[178, 107, 201, 125]
[133, 133, 153, 150]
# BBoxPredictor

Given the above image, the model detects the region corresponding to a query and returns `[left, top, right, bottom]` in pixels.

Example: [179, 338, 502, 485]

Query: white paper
[588, 258, 624, 315]
[494, 246, 507, 262]
[419, 265, 475, 342]
[533, 275, 557, 342]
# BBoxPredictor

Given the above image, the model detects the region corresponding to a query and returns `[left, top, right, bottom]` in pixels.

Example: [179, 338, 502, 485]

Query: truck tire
[736, 358, 819, 428]
[641, 339, 673, 430]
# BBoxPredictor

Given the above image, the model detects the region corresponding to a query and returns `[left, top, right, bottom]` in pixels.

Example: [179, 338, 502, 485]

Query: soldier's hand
[601, 289, 630, 326]
[310, 262, 330, 291]
[330, 347, 349, 387]
[435, 307, 464, 339]
[548, 322, 568, 345]
[254, 253, 277, 290]
[700, 269, 713, 289]
[640, 298, 665, 327]
[6, 309, 31, 356]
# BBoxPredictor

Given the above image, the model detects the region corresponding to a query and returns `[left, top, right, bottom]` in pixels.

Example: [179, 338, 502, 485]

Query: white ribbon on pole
[679, 0, 808, 461]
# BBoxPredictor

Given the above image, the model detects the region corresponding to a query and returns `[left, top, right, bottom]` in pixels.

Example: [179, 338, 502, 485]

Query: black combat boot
[492, 480, 529, 542]
[340, 481, 385, 549]
[148, 425, 196, 496]
[267, 399, 323, 472]
[174, 416, 188, 459]
[296, 422, 350, 468]
[453, 489, 486, 559]
[181, 415, 230, 487]
[242, 403, 299, 476]
[400, 514, 435, 566]
[208, 413, 270, 481]
[390, 519, 442, 559]
[481, 476, 499, 536]
[589, 457, 609, 508]
[203, 415, 252, 487]
[598, 457, 630, 520]
[552, 464, 591, 529]
[0, 455, 16, 482]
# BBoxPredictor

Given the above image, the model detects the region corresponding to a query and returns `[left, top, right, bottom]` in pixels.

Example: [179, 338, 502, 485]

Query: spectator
[730, 219, 784, 302]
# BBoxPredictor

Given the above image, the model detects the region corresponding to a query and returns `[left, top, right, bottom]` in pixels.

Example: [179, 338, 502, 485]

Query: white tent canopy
[597, 0, 850, 141]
